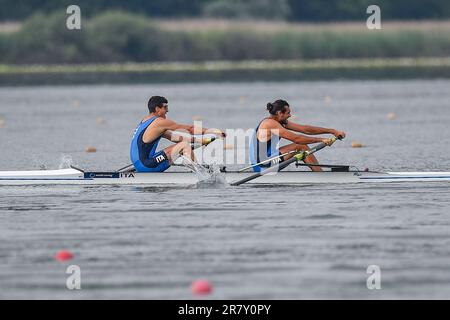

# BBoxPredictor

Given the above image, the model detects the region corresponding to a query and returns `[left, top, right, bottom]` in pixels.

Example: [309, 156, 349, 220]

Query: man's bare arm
[285, 121, 345, 138]
[278, 127, 329, 145]
[162, 130, 186, 143]
[265, 121, 329, 145]
[160, 118, 224, 136]
[162, 131, 214, 146]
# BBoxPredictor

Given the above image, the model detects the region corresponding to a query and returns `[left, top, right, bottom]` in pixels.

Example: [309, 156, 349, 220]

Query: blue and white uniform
[130, 116, 170, 172]
[249, 119, 283, 172]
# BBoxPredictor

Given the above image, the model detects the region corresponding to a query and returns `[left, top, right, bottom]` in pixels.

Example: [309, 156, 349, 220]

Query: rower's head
[267, 99, 291, 123]
[148, 96, 169, 118]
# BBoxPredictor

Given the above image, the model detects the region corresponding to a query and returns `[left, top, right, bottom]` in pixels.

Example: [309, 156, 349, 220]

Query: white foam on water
[180, 156, 228, 188]
[58, 154, 74, 169]
[196, 166, 228, 189]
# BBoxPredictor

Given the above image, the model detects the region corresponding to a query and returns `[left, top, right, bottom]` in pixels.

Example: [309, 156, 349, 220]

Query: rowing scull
[0, 167, 449, 186]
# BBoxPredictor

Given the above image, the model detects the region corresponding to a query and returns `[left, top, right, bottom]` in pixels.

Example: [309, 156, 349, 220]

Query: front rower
[250, 99, 346, 172]
[130, 96, 225, 172]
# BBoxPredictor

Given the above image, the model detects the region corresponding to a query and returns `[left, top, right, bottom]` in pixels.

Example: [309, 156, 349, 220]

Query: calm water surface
[0, 80, 450, 299]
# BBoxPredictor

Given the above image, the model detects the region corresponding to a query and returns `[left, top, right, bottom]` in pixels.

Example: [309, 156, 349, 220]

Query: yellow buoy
[351, 142, 364, 148]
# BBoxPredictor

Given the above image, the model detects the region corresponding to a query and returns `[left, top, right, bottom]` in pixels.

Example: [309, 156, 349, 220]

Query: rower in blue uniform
[249, 99, 346, 172]
[130, 96, 225, 172]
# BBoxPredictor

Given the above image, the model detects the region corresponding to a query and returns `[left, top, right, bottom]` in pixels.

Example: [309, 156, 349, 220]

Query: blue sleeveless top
[249, 119, 280, 172]
[130, 116, 163, 171]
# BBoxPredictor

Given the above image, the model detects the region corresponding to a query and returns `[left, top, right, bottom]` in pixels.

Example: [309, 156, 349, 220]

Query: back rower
[130, 96, 225, 172]
[249, 99, 346, 172]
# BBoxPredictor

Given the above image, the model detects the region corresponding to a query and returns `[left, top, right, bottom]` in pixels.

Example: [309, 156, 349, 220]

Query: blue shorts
[133, 150, 170, 172]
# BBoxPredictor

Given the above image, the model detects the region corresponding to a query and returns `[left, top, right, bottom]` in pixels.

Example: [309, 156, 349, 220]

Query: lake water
[0, 80, 450, 299]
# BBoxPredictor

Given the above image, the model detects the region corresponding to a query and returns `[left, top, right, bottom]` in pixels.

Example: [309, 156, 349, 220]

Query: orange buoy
[85, 146, 97, 153]
[351, 142, 364, 148]
[387, 113, 397, 120]
[96, 117, 106, 125]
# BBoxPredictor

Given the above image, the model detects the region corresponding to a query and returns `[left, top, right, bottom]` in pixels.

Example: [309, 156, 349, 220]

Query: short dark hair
[148, 96, 168, 113]
[267, 99, 289, 115]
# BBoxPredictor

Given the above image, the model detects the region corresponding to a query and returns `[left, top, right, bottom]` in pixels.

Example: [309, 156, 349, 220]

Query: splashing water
[196, 166, 228, 189]
[180, 156, 228, 188]
[180, 156, 208, 176]
[58, 154, 74, 169]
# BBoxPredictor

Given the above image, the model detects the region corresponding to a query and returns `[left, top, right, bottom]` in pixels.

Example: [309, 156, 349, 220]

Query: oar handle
[203, 137, 216, 145]
[312, 137, 335, 151]
[294, 137, 337, 161]
[190, 137, 216, 149]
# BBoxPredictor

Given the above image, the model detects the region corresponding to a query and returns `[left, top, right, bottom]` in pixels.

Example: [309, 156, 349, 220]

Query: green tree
[287, 0, 450, 21]
[7, 12, 87, 63]
[84, 11, 164, 62]
[0, 0, 208, 20]
[203, 0, 290, 20]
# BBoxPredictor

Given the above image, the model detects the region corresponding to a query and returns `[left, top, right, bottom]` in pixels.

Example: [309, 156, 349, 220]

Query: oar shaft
[238, 150, 296, 172]
[276, 138, 336, 171]
[307, 140, 331, 154]
[116, 164, 134, 173]
[231, 137, 337, 186]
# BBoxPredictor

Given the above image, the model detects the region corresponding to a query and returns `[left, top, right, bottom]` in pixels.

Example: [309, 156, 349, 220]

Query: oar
[238, 150, 297, 172]
[231, 137, 339, 186]
[191, 137, 216, 150]
[116, 137, 217, 173]
[116, 163, 134, 173]
[292, 163, 350, 170]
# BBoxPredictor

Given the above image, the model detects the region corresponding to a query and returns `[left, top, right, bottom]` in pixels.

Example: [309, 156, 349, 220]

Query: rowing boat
[0, 167, 450, 186]
[1, 140, 449, 186]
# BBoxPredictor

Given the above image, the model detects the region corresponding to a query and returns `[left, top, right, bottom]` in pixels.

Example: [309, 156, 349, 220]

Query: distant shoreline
[3, 19, 450, 34]
[1, 57, 450, 86]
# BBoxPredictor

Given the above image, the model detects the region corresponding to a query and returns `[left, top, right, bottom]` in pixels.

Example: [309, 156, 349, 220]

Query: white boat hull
[1, 168, 450, 186]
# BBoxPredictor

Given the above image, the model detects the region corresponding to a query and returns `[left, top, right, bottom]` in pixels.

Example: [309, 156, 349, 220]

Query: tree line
[1, 0, 449, 21]
[1, 11, 449, 65]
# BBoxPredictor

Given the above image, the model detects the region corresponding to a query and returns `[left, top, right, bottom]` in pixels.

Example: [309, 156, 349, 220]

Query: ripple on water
[304, 214, 345, 220]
